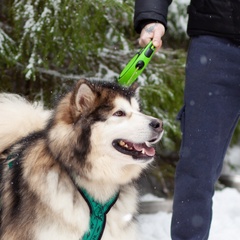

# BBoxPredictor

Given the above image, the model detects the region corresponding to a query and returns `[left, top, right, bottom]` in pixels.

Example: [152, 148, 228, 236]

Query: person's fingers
[152, 27, 164, 50]
[138, 23, 165, 51]
[139, 36, 152, 47]
[139, 23, 155, 46]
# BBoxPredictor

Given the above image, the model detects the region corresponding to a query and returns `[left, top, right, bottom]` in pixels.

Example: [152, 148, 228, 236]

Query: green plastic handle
[118, 41, 156, 86]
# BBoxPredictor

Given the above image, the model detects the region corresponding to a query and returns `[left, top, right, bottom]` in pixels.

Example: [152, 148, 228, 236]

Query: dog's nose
[149, 119, 163, 133]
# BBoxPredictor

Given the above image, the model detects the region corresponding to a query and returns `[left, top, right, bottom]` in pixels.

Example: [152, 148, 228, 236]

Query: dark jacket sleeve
[134, 0, 172, 33]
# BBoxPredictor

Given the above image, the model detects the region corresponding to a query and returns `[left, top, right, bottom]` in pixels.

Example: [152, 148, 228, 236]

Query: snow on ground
[138, 146, 240, 240]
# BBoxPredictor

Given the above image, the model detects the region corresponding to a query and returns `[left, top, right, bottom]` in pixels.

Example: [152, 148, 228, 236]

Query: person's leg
[171, 36, 240, 240]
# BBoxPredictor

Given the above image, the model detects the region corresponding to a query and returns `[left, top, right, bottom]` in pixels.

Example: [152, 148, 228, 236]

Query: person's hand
[139, 23, 165, 51]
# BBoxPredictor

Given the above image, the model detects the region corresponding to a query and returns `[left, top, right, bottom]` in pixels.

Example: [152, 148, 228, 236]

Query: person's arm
[134, 0, 172, 50]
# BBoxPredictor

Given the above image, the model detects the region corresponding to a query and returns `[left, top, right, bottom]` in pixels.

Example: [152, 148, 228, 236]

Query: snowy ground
[138, 146, 240, 240]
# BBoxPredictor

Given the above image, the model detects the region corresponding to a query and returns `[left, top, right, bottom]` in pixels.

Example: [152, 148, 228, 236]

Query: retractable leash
[118, 40, 156, 86]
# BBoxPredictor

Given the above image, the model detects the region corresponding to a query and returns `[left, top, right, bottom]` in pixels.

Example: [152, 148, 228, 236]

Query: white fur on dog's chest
[35, 204, 137, 240]
[34, 198, 90, 240]
[34, 197, 137, 240]
[101, 186, 138, 240]
[35, 224, 85, 240]
[102, 207, 138, 240]
[33, 171, 90, 240]
[35, 172, 138, 240]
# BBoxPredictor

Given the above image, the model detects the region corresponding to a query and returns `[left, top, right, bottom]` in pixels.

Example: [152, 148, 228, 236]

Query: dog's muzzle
[112, 118, 163, 160]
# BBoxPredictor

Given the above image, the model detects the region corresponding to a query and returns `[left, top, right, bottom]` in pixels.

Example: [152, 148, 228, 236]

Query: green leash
[118, 40, 156, 86]
[79, 188, 119, 240]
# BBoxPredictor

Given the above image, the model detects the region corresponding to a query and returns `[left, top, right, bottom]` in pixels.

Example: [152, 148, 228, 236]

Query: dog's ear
[129, 82, 140, 101]
[129, 82, 139, 92]
[75, 81, 96, 112]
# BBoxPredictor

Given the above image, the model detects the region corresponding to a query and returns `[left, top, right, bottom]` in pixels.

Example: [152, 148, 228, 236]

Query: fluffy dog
[0, 79, 163, 240]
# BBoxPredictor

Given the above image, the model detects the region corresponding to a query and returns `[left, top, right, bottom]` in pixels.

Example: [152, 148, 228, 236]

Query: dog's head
[48, 79, 163, 184]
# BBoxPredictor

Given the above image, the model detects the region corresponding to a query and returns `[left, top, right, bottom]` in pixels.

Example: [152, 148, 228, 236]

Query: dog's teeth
[142, 149, 146, 154]
[119, 140, 133, 150]
[145, 142, 151, 147]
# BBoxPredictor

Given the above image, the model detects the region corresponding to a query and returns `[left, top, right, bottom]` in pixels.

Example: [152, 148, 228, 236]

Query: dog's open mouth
[112, 139, 156, 159]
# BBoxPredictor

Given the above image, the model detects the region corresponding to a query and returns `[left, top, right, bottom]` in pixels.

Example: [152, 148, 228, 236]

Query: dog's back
[0, 93, 51, 152]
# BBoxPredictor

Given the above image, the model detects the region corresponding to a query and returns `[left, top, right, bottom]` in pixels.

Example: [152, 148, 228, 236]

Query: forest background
[1, 0, 239, 197]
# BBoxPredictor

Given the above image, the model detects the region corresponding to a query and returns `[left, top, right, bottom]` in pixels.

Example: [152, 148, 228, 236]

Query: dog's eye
[113, 110, 126, 117]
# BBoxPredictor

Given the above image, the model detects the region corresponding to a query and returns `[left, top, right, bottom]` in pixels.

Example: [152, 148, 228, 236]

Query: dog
[0, 79, 163, 240]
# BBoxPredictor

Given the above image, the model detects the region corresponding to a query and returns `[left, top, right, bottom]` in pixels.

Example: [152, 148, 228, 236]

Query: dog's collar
[79, 187, 119, 240]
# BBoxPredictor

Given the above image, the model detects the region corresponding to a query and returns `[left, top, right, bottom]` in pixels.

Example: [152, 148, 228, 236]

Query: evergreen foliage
[0, 0, 134, 80]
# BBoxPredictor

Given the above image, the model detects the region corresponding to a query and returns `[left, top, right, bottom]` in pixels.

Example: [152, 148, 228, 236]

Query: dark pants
[171, 36, 240, 240]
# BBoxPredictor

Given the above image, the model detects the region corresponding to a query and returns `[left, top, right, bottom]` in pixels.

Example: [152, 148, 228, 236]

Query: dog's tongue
[133, 143, 155, 156]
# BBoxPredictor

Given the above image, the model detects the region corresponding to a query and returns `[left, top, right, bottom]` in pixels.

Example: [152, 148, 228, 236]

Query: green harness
[79, 188, 119, 240]
[6, 153, 19, 169]
[6, 153, 119, 240]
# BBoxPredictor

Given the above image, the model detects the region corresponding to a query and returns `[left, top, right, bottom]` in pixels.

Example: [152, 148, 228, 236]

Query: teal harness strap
[6, 153, 19, 169]
[79, 188, 119, 240]
[5, 153, 119, 240]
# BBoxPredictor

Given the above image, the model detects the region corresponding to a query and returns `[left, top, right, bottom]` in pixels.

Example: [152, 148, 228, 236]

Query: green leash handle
[118, 41, 156, 86]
